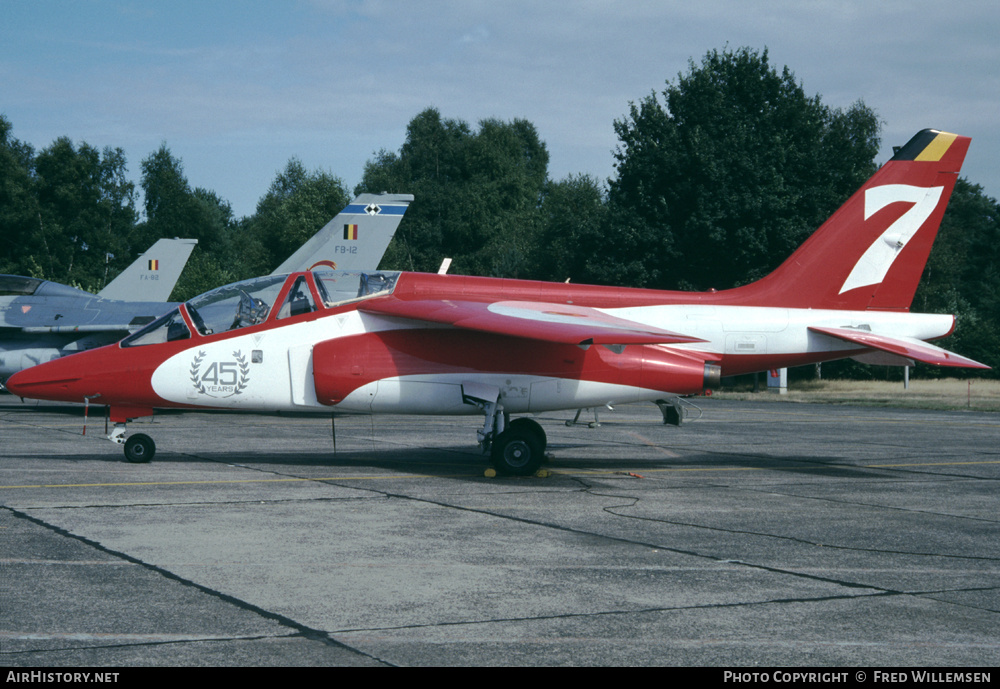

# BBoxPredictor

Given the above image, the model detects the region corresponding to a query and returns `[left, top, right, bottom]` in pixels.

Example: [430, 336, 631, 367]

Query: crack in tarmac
[0, 506, 396, 667]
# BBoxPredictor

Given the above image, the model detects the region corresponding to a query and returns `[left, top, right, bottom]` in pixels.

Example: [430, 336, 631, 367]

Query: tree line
[2, 47, 997, 375]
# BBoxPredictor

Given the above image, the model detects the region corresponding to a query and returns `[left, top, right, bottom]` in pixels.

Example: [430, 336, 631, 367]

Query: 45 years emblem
[190, 350, 249, 398]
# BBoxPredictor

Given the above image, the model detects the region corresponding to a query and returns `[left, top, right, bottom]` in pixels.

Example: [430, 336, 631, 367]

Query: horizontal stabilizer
[359, 297, 704, 346]
[809, 326, 989, 369]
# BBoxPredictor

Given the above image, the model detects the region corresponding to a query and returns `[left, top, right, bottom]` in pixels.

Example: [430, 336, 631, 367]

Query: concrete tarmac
[1, 395, 998, 667]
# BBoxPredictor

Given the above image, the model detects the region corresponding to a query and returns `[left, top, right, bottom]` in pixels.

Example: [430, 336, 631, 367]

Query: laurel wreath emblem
[190, 350, 207, 394]
[232, 349, 249, 395]
[189, 349, 250, 398]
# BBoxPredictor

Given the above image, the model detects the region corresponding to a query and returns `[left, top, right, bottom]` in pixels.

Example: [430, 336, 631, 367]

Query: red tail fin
[730, 130, 970, 311]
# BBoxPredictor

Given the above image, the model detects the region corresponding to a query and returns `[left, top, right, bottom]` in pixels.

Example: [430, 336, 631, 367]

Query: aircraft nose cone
[5, 358, 84, 400]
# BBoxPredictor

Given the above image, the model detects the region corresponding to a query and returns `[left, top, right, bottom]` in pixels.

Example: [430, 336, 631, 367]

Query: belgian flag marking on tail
[343, 224, 358, 240]
[915, 132, 959, 162]
[148, 260, 159, 270]
[893, 129, 959, 162]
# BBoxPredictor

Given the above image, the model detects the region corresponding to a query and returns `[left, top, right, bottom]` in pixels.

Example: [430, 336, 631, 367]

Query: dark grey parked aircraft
[0, 237, 197, 380]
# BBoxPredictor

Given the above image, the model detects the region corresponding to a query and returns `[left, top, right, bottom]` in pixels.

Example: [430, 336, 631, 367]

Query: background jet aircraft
[0, 193, 412, 382]
[8, 131, 988, 474]
[0, 237, 197, 380]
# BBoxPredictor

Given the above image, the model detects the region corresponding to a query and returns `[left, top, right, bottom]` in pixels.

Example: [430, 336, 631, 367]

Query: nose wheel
[108, 423, 156, 463]
[124, 433, 156, 463]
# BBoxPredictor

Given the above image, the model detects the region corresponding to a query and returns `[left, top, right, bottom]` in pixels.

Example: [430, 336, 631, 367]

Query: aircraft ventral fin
[358, 298, 705, 346]
[809, 326, 990, 369]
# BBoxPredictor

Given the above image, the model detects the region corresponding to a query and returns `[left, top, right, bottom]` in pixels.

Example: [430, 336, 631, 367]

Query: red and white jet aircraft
[7, 129, 988, 474]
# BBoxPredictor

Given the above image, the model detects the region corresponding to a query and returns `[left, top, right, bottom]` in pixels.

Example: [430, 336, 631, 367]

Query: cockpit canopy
[187, 274, 287, 336]
[0, 275, 93, 298]
[121, 271, 399, 348]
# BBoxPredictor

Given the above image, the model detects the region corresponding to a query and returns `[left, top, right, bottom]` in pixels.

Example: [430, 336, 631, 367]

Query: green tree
[0, 115, 40, 276]
[357, 108, 549, 276]
[136, 145, 243, 300]
[28, 137, 137, 290]
[605, 47, 881, 290]
[248, 158, 349, 272]
[139, 145, 230, 252]
[533, 174, 608, 282]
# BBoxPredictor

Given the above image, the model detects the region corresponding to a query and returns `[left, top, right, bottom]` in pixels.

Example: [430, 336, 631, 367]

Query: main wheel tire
[509, 417, 547, 453]
[490, 428, 543, 476]
[124, 433, 155, 463]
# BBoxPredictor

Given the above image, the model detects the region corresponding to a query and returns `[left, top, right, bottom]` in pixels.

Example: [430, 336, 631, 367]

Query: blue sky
[3, 1, 998, 219]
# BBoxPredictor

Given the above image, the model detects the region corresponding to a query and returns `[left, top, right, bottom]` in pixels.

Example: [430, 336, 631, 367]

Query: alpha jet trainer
[7, 131, 988, 473]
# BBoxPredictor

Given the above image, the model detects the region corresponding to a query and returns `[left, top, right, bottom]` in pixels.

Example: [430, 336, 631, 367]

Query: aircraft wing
[358, 297, 705, 346]
[271, 193, 414, 275]
[809, 326, 990, 369]
[98, 238, 198, 302]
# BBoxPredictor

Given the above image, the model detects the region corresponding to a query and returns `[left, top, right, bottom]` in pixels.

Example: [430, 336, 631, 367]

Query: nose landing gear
[124, 433, 156, 463]
[108, 421, 156, 463]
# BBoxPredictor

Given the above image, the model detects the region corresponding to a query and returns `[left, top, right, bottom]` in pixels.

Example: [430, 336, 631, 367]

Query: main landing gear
[108, 423, 156, 463]
[491, 417, 547, 476]
[464, 383, 547, 476]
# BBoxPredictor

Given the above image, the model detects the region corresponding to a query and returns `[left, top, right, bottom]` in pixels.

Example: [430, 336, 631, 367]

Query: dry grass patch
[712, 378, 1000, 412]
